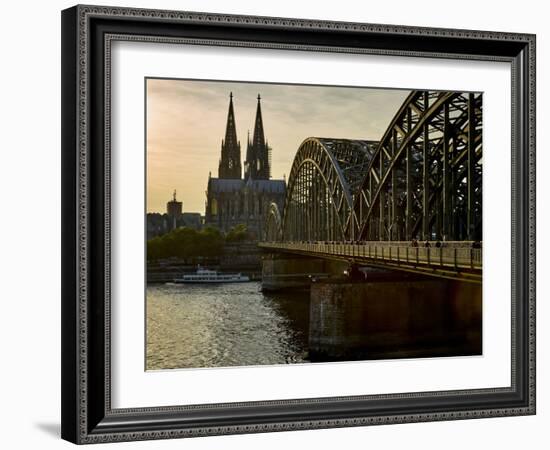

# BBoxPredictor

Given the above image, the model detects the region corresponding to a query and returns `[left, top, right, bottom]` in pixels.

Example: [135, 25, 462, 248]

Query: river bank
[147, 241, 262, 283]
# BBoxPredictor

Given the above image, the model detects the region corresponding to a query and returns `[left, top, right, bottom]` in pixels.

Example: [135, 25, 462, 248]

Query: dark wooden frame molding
[61, 4, 536, 444]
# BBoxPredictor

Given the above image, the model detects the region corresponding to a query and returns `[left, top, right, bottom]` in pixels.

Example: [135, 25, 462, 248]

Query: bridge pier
[261, 254, 347, 291]
[309, 276, 481, 361]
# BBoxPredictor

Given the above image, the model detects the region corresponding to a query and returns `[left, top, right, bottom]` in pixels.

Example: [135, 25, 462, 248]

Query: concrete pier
[309, 277, 482, 361]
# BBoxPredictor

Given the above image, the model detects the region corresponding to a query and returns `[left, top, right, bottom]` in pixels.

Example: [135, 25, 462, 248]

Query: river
[146, 282, 311, 370]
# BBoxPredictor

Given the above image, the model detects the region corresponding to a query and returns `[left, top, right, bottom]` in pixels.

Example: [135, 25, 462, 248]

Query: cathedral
[205, 93, 286, 239]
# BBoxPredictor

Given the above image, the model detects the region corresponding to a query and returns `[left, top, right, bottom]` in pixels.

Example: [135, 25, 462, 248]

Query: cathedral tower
[205, 92, 285, 237]
[218, 92, 242, 179]
[245, 94, 271, 180]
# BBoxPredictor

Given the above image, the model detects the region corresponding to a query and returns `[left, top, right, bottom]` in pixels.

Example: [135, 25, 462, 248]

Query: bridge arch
[281, 138, 376, 242]
[350, 91, 483, 242]
[264, 202, 283, 241]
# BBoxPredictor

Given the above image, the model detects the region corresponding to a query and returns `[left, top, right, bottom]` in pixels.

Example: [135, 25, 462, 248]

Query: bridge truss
[351, 91, 483, 242]
[265, 90, 482, 244]
[278, 138, 378, 241]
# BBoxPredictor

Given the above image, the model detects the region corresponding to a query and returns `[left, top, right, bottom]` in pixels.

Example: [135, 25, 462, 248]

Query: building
[205, 93, 286, 239]
[147, 191, 203, 239]
[166, 190, 182, 219]
[163, 189, 183, 231]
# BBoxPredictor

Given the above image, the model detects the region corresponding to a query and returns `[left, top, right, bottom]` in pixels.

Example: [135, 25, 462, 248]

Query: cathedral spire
[218, 92, 242, 179]
[252, 94, 265, 149]
[224, 92, 238, 149]
[245, 94, 270, 180]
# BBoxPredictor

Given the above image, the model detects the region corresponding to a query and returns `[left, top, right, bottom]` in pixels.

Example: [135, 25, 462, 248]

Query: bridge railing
[259, 241, 482, 271]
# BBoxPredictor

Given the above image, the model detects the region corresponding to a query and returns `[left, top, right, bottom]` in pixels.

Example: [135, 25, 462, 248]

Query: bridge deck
[259, 241, 482, 283]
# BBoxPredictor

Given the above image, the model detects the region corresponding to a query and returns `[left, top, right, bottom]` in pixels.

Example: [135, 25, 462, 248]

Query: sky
[146, 78, 410, 214]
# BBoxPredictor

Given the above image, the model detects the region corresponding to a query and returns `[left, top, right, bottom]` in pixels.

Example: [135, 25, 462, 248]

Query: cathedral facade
[205, 93, 286, 239]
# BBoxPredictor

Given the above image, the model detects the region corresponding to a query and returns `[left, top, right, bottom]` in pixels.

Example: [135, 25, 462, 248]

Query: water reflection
[146, 282, 310, 370]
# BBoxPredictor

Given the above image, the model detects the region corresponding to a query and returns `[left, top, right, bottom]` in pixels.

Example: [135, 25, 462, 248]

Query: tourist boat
[173, 266, 250, 284]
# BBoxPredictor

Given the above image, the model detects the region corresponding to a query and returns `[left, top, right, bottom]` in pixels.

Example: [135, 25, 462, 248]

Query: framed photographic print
[61, 4, 536, 444]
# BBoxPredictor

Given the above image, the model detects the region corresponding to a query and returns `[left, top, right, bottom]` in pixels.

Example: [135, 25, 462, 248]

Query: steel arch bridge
[265, 91, 482, 244]
[261, 91, 482, 281]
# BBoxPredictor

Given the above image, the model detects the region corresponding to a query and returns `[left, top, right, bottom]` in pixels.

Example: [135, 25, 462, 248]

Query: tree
[146, 226, 225, 261]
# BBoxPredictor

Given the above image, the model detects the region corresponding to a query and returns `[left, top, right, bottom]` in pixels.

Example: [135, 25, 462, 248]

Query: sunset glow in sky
[146, 78, 410, 214]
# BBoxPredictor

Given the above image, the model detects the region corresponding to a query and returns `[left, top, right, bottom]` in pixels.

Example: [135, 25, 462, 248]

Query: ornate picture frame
[61, 5, 536, 444]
